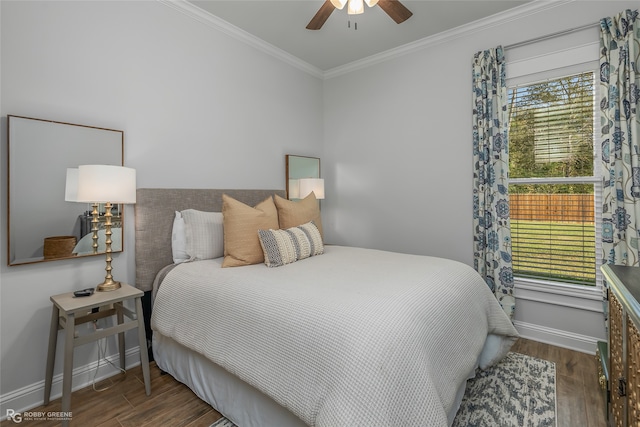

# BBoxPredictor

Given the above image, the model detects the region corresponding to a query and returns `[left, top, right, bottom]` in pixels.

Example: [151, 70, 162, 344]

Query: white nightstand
[44, 283, 151, 426]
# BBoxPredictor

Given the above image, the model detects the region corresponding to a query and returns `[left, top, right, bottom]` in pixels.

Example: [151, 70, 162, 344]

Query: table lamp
[299, 178, 325, 200]
[76, 165, 136, 291]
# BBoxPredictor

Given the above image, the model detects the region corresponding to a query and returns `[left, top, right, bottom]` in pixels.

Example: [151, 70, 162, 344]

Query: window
[508, 71, 600, 286]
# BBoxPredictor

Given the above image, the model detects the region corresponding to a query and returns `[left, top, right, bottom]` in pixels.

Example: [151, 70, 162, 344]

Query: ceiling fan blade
[306, 0, 336, 30]
[377, 0, 413, 24]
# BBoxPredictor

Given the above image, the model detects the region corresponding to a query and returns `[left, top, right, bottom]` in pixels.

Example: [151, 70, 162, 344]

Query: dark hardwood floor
[2, 338, 607, 426]
[511, 338, 608, 427]
[1, 364, 223, 427]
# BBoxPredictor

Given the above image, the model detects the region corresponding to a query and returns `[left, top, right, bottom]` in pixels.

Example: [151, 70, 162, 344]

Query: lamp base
[96, 280, 121, 292]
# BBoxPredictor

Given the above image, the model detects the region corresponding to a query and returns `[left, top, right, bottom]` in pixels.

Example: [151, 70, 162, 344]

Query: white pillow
[181, 209, 224, 261]
[171, 211, 189, 264]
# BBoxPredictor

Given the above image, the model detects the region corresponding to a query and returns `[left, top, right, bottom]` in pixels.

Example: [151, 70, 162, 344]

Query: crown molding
[159, 0, 574, 81]
[157, 0, 325, 79]
[324, 0, 575, 79]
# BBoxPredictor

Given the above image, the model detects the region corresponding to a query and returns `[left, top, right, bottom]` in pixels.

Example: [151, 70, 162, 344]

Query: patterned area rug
[452, 352, 556, 426]
[210, 352, 556, 427]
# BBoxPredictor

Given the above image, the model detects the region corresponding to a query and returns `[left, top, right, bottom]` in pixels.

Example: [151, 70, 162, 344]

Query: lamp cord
[92, 320, 127, 392]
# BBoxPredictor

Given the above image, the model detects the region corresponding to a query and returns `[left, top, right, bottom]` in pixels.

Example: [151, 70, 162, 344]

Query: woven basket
[43, 236, 77, 259]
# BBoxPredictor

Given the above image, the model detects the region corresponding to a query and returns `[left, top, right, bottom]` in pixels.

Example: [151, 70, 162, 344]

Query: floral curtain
[600, 9, 640, 268]
[472, 46, 515, 321]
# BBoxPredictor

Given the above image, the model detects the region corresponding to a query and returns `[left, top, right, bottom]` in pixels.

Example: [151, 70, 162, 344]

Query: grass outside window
[511, 218, 596, 286]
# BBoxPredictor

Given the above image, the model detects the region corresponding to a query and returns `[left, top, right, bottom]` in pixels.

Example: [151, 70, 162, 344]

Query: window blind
[508, 71, 598, 286]
[509, 188, 596, 285]
[508, 72, 594, 178]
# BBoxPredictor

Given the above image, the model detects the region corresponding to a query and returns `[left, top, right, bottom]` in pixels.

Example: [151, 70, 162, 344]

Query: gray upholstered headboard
[135, 188, 285, 292]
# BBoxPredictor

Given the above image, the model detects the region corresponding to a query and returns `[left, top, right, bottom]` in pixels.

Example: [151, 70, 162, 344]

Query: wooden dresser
[602, 265, 640, 427]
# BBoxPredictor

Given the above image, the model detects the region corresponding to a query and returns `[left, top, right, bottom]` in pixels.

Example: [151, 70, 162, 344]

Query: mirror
[285, 155, 320, 200]
[8, 115, 124, 265]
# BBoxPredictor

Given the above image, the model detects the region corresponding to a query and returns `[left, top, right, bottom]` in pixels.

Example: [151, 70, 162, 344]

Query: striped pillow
[258, 222, 324, 267]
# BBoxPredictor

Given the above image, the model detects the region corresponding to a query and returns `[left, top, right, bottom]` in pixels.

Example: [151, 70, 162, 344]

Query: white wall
[0, 0, 322, 414]
[322, 0, 638, 353]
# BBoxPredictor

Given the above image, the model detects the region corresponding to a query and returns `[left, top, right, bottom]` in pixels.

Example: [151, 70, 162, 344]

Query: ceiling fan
[306, 0, 413, 30]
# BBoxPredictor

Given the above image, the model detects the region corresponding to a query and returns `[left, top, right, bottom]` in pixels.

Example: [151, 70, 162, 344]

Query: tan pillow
[222, 194, 279, 267]
[274, 192, 323, 239]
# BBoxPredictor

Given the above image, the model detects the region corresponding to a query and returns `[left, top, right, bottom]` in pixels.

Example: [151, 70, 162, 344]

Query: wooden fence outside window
[509, 194, 594, 223]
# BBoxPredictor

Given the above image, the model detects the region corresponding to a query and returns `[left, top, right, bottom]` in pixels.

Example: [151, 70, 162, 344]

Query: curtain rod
[504, 22, 599, 50]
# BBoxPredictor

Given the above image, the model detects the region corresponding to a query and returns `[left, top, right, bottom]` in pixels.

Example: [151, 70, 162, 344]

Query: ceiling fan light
[347, 0, 364, 15]
[364, 0, 378, 7]
[330, 0, 348, 10]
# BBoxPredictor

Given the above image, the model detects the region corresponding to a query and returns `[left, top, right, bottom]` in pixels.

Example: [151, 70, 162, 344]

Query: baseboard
[1, 323, 599, 419]
[0, 346, 142, 421]
[514, 320, 599, 354]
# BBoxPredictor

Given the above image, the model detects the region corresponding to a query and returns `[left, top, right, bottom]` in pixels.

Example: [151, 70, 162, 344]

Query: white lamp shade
[330, 0, 348, 9]
[76, 165, 136, 204]
[65, 168, 79, 202]
[348, 0, 364, 14]
[364, 0, 378, 6]
[299, 178, 325, 200]
[288, 179, 300, 199]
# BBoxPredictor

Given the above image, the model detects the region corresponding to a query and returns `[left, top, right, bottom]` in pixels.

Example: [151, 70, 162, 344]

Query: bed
[135, 188, 519, 427]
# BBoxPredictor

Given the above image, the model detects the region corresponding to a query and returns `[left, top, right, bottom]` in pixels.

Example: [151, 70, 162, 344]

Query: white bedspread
[151, 246, 518, 427]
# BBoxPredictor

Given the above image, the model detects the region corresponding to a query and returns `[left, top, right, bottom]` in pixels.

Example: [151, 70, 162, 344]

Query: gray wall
[322, 0, 638, 352]
[0, 0, 322, 414]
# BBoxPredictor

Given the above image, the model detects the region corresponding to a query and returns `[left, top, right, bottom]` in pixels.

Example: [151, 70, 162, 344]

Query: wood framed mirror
[285, 154, 320, 200]
[7, 115, 124, 265]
